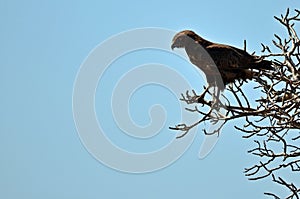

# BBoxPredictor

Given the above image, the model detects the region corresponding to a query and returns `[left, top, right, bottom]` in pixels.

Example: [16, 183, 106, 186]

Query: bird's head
[171, 30, 198, 50]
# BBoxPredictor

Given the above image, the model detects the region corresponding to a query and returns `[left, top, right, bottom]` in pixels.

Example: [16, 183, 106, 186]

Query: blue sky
[1, 0, 299, 198]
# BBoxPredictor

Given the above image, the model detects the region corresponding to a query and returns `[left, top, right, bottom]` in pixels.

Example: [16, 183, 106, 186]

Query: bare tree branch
[170, 8, 300, 198]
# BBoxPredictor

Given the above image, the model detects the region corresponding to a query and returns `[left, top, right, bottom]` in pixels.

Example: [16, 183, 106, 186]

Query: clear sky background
[1, 0, 299, 199]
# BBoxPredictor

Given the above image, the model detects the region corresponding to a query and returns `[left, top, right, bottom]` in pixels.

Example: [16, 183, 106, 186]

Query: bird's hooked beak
[171, 43, 176, 50]
[171, 35, 181, 50]
[171, 40, 180, 50]
[171, 35, 185, 50]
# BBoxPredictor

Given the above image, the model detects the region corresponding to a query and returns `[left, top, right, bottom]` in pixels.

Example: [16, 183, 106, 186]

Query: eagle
[171, 30, 273, 101]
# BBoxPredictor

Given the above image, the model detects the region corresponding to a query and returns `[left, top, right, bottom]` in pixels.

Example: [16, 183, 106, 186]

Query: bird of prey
[171, 30, 273, 101]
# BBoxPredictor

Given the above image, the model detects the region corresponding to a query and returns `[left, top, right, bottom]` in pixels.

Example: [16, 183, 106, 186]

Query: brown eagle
[171, 30, 273, 99]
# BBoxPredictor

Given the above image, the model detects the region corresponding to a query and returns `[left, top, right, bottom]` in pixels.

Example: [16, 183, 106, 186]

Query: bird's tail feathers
[252, 59, 274, 70]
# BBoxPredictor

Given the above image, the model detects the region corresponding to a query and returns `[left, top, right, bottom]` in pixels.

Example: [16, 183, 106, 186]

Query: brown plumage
[171, 30, 273, 90]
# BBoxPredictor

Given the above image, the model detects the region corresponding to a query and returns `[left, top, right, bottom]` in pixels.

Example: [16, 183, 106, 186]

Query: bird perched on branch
[171, 30, 273, 101]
